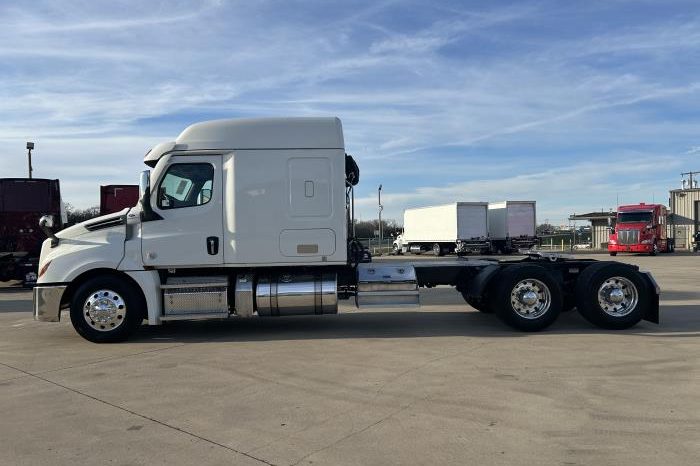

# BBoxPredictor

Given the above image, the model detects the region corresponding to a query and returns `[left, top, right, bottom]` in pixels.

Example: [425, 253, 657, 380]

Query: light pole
[26, 142, 34, 179]
[378, 184, 383, 248]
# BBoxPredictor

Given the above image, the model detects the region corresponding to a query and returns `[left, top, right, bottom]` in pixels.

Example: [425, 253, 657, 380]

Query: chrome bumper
[33, 285, 67, 322]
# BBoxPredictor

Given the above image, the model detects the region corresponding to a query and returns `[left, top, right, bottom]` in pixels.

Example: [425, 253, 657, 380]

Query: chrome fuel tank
[256, 273, 337, 316]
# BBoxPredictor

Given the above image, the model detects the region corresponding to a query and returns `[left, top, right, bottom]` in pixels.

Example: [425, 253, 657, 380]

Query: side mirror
[39, 215, 59, 247]
[139, 170, 162, 221]
[39, 215, 55, 229]
[609, 228, 615, 234]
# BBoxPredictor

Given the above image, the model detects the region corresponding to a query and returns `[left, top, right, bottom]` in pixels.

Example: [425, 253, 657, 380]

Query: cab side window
[158, 163, 214, 209]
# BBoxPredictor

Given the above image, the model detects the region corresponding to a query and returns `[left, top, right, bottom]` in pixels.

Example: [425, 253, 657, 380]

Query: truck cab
[608, 203, 673, 256]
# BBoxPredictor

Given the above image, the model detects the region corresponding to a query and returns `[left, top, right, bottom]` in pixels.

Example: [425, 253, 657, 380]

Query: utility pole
[26, 142, 34, 179]
[378, 184, 383, 248]
[681, 170, 700, 189]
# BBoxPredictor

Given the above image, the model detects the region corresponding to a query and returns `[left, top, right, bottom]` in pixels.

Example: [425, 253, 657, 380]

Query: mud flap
[641, 271, 660, 324]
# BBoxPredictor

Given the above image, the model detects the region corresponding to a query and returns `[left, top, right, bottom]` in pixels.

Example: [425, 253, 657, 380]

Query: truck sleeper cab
[33, 118, 661, 342]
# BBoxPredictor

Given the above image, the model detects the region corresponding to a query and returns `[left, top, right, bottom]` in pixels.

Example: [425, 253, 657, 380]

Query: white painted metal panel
[456, 203, 488, 239]
[403, 204, 458, 243]
[402, 203, 487, 243]
[141, 154, 224, 267]
[488, 201, 536, 239]
[279, 229, 336, 257]
[487, 201, 508, 239]
[507, 202, 536, 237]
[222, 149, 347, 265]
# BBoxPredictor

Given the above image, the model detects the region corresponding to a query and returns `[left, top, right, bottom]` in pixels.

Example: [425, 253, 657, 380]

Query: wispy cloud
[1, 0, 699, 223]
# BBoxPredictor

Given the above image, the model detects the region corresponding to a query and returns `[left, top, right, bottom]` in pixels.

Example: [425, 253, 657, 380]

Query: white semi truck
[33, 118, 660, 342]
[393, 203, 490, 256]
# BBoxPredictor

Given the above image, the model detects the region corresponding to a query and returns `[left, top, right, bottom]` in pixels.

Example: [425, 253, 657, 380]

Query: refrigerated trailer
[488, 201, 538, 253]
[393, 203, 490, 256]
[33, 118, 660, 342]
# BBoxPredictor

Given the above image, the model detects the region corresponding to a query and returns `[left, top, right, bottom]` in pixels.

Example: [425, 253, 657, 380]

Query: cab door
[141, 154, 223, 267]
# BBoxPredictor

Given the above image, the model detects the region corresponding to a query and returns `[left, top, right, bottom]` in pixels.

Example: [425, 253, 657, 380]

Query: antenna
[681, 170, 700, 190]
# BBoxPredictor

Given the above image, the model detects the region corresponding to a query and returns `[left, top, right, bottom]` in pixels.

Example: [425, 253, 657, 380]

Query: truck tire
[574, 262, 648, 330]
[650, 242, 658, 256]
[392, 243, 401, 255]
[490, 265, 563, 331]
[70, 276, 145, 343]
[432, 243, 444, 256]
[609, 252, 617, 256]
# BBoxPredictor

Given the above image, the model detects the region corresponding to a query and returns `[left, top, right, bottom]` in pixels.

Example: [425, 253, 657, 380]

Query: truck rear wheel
[490, 265, 562, 331]
[574, 263, 648, 330]
[432, 243, 444, 256]
[70, 276, 144, 343]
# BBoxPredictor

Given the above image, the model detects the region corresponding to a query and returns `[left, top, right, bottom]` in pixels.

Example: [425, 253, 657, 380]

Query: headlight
[641, 239, 652, 244]
[609, 240, 617, 245]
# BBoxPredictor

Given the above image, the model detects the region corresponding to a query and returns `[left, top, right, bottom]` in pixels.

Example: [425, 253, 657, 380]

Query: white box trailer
[31, 117, 660, 342]
[395, 203, 489, 256]
[488, 201, 538, 253]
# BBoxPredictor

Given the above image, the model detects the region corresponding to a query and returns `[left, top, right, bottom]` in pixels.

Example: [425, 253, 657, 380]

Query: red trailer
[0, 178, 65, 286]
[99, 185, 139, 215]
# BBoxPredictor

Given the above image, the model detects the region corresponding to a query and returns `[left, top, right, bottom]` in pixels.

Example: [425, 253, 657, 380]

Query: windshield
[618, 211, 653, 223]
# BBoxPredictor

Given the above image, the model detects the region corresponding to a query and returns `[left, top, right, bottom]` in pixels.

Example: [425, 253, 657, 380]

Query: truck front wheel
[490, 265, 562, 331]
[70, 276, 145, 343]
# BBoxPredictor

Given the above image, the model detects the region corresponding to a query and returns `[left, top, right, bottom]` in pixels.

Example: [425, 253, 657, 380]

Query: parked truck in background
[608, 203, 674, 256]
[100, 185, 139, 215]
[0, 178, 66, 286]
[32, 117, 660, 342]
[487, 201, 538, 253]
[393, 203, 489, 256]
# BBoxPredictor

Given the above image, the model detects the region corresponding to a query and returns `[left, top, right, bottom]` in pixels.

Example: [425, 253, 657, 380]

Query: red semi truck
[608, 203, 674, 256]
[99, 185, 139, 215]
[0, 178, 66, 286]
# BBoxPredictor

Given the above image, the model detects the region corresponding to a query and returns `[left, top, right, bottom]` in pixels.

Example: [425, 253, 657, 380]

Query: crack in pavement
[0, 361, 277, 466]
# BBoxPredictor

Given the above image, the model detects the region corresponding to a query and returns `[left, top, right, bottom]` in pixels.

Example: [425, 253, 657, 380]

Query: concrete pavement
[1, 253, 699, 465]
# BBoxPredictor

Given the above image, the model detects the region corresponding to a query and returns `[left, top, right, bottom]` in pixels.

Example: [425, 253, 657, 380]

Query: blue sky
[1, 0, 699, 225]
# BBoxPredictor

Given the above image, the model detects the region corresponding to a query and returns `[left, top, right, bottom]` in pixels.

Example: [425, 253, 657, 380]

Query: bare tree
[64, 203, 101, 225]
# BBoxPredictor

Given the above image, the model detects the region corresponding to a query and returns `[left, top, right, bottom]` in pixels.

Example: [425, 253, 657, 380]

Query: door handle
[206, 236, 219, 255]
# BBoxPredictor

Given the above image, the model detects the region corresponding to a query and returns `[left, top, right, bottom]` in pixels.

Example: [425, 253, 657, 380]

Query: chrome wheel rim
[598, 277, 638, 317]
[83, 289, 126, 331]
[510, 279, 551, 319]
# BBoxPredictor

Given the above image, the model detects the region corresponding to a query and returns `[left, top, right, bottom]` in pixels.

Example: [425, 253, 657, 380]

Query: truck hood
[57, 208, 130, 240]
